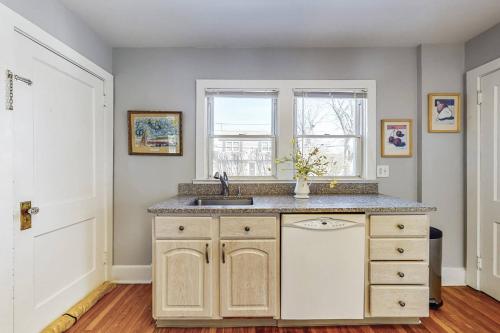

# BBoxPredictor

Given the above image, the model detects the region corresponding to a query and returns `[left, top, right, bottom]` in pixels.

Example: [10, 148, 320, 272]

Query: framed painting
[381, 119, 413, 158]
[128, 111, 182, 156]
[428, 93, 461, 133]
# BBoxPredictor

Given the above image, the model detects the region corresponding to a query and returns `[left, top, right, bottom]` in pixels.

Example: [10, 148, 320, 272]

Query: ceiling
[59, 0, 500, 48]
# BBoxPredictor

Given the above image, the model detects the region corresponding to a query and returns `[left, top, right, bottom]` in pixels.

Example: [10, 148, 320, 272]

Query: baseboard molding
[442, 267, 466, 286]
[111, 265, 151, 284]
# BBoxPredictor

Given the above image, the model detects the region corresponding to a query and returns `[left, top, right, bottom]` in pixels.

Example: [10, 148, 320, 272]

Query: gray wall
[418, 44, 465, 269]
[466, 22, 500, 71]
[0, 0, 112, 72]
[113, 47, 419, 265]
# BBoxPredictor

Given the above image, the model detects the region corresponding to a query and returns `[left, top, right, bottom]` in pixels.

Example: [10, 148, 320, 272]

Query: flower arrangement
[275, 140, 337, 192]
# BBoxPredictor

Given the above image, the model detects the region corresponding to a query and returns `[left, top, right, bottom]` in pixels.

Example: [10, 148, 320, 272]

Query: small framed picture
[428, 93, 461, 133]
[128, 111, 182, 156]
[381, 119, 413, 158]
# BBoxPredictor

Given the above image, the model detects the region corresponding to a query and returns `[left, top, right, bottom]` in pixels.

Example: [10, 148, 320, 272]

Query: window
[295, 90, 367, 177]
[196, 80, 376, 181]
[206, 90, 277, 178]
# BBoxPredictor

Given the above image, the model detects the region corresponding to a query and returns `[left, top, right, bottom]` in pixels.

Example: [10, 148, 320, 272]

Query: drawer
[220, 216, 277, 239]
[370, 238, 428, 261]
[155, 217, 212, 239]
[370, 286, 429, 317]
[370, 261, 429, 285]
[370, 215, 429, 237]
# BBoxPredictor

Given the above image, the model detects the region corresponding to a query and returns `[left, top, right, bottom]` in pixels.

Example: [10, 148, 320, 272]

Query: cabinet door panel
[220, 240, 277, 317]
[155, 240, 213, 318]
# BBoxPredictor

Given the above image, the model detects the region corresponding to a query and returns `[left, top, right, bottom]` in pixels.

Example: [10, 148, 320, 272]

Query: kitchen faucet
[214, 171, 229, 196]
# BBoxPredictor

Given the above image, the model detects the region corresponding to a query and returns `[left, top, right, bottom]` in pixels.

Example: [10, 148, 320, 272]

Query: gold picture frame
[128, 111, 183, 156]
[381, 119, 413, 158]
[428, 93, 461, 133]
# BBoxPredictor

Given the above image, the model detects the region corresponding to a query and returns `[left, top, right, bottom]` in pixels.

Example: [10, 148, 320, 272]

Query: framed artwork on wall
[428, 93, 461, 133]
[381, 119, 413, 158]
[128, 111, 183, 156]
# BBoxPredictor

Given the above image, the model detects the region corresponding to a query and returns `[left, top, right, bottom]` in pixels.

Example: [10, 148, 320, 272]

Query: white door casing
[478, 70, 500, 300]
[12, 32, 108, 332]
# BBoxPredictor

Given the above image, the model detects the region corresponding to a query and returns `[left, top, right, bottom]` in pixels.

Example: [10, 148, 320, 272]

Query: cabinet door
[220, 240, 277, 317]
[154, 240, 213, 318]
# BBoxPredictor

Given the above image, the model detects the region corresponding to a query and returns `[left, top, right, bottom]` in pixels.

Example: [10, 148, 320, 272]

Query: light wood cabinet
[219, 240, 277, 317]
[154, 240, 214, 318]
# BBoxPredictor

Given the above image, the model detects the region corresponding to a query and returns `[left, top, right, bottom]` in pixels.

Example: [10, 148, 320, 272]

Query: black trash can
[429, 227, 443, 308]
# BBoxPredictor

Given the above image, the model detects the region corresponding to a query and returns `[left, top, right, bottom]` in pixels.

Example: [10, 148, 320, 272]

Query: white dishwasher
[281, 214, 366, 320]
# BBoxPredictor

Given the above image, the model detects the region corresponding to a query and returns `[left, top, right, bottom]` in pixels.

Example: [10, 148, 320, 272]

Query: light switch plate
[377, 165, 390, 178]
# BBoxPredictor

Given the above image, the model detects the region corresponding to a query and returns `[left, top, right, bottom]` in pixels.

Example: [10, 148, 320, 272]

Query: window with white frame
[206, 89, 277, 178]
[294, 90, 367, 177]
[196, 80, 376, 181]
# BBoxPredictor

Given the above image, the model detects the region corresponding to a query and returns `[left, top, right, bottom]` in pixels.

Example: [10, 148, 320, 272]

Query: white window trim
[196, 80, 376, 181]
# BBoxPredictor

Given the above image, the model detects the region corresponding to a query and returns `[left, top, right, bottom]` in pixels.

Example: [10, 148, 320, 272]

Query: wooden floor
[67, 284, 500, 333]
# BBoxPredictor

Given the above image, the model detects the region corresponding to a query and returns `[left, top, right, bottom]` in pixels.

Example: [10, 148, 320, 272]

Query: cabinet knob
[397, 271, 405, 278]
[398, 301, 406, 307]
[244, 226, 250, 232]
[397, 247, 405, 254]
[179, 225, 184, 231]
[397, 224, 405, 230]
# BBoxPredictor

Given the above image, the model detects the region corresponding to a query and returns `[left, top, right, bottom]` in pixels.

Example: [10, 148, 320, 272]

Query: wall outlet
[377, 165, 390, 178]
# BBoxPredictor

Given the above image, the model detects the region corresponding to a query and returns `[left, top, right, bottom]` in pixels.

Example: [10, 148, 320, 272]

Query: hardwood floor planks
[67, 285, 500, 333]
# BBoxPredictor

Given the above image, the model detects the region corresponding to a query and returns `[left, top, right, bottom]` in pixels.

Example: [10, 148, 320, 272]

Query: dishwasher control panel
[293, 217, 358, 230]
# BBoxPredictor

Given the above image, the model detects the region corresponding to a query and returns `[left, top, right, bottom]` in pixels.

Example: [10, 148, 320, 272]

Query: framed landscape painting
[428, 93, 461, 133]
[381, 119, 413, 158]
[128, 111, 182, 156]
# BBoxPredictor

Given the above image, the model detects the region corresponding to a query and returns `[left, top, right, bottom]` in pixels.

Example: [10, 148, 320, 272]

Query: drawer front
[220, 216, 277, 239]
[370, 215, 429, 237]
[370, 238, 428, 261]
[370, 286, 429, 317]
[155, 217, 212, 239]
[370, 261, 429, 285]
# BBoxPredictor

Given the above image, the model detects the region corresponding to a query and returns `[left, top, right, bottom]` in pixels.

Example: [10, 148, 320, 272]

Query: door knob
[397, 224, 405, 229]
[397, 247, 405, 253]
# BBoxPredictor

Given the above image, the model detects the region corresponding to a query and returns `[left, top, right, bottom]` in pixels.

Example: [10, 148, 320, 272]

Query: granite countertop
[148, 194, 436, 215]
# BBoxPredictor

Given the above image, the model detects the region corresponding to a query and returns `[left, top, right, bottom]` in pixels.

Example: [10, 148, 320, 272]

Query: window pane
[296, 95, 363, 136]
[211, 138, 273, 177]
[212, 96, 274, 135]
[297, 138, 359, 177]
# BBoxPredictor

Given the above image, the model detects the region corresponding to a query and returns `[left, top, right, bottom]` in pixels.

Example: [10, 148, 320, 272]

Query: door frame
[466, 56, 500, 289]
[0, 3, 113, 332]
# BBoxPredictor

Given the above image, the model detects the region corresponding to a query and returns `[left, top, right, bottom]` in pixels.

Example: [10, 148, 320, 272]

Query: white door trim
[0, 3, 113, 332]
[466, 56, 500, 289]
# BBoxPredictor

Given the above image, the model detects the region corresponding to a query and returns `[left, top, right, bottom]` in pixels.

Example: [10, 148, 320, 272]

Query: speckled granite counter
[148, 194, 436, 215]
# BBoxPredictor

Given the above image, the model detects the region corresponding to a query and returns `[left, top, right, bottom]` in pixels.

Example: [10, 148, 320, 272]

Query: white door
[13, 32, 106, 333]
[479, 70, 500, 300]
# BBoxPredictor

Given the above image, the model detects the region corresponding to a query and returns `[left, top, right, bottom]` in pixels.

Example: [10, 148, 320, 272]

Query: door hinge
[477, 90, 483, 106]
[477, 257, 483, 270]
[103, 251, 108, 265]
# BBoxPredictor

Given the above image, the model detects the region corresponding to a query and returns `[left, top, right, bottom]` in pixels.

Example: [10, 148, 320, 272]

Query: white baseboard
[111, 265, 151, 284]
[442, 267, 466, 286]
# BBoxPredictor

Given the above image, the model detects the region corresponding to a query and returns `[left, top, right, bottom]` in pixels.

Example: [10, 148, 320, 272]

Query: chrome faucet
[214, 171, 229, 196]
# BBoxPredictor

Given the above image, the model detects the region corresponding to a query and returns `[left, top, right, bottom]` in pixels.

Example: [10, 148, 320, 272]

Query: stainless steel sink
[192, 197, 254, 206]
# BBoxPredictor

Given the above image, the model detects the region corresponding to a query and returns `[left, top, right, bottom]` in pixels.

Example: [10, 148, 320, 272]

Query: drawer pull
[178, 225, 184, 231]
[398, 301, 406, 307]
[397, 247, 405, 254]
[397, 224, 405, 230]
[397, 271, 405, 278]
[244, 226, 251, 232]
